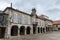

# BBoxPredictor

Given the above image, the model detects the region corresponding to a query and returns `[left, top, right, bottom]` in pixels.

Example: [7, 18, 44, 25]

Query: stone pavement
[41, 31, 60, 40]
[1, 31, 60, 40]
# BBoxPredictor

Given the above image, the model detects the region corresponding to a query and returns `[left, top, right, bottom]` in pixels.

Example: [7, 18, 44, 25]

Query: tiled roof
[53, 21, 60, 25]
[38, 15, 53, 22]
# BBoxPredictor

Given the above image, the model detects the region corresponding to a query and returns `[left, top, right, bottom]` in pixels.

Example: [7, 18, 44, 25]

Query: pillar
[18, 28, 20, 36]
[31, 27, 33, 34]
[5, 25, 11, 40]
[25, 27, 26, 35]
[40, 28, 41, 33]
[44, 27, 46, 33]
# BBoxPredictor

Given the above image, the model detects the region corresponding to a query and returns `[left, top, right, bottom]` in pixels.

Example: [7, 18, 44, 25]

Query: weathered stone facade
[0, 7, 53, 40]
[0, 11, 8, 39]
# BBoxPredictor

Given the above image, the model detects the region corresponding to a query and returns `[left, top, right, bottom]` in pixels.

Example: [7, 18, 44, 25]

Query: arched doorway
[26, 26, 31, 34]
[43, 28, 45, 33]
[20, 26, 25, 35]
[0, 27, 6, 38]
[33, 27, 36, 34]
[46, 27, 48, 32]
[38, 27, 40, 33]
[47, 27, 49, 31]
[41, 27, 42, 33]
[11, 25, 18, 36]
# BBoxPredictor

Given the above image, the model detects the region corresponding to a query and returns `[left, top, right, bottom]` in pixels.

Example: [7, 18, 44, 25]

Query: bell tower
[31, 8, 36, 16]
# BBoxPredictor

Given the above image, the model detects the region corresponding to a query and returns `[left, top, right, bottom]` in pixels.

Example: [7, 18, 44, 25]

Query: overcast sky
[0, 0, 60, 20]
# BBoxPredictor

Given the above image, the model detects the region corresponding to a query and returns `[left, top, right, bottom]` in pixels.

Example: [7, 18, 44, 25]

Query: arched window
[11, 25, 18, 36]
[20, 26, 25, 35]
[38, 27, 40, 33]
[26, 26, 31, 34]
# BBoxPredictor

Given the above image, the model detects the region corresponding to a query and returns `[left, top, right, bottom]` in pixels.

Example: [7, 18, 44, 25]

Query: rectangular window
[28, 16, 31, 24]
[12, 13, 18, 23]
[21, 15, 24, 24]
[18, 14, 21, 24]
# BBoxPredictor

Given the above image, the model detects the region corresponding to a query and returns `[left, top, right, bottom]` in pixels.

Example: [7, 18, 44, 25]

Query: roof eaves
[3, 7, 31, 16]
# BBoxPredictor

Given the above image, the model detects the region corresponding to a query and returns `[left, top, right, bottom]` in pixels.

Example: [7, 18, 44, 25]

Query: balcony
[32, 22, 38, 27]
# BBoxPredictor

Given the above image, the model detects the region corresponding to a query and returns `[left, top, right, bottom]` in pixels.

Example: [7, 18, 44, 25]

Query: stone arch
[38, 27, 40, 33]
[20, 26, 25, 35]
[26, 26, 31, 34]
[11, 25, 18, 36]
[43, 28, 45, 33]
[33, 27, 36, 34]
[41, 27, 42, 33]
[0, 27, 6, 38]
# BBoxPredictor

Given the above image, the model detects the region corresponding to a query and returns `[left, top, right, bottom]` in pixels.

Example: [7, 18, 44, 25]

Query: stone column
[40, 28, 41, 33]
[18, 28, 20, 36]
[8, 27, 11, 37]
[5, 25, 11, 40]
[31, 27, 33, 34]
[44, 27, 46, 33]
[25, 28, 26, 35]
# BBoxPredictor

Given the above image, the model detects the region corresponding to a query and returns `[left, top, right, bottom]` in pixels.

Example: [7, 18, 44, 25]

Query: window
[1, 16, 7, 25]
[37, 19, 39, 25]
[21, 15, 24, 24]
[28, 16, 31, 24]
[18, 14, 21, 23]
[13, 13, 18, 23]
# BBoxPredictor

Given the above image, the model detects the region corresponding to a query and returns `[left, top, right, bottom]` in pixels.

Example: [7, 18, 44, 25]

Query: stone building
[0, 7, 53, 40]
[0, 11, 8, 39]
[38, 15, 53, 32]
[53, 21, 60, 31]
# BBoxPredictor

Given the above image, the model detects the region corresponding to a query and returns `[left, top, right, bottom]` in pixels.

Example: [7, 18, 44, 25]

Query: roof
[3, 7, 39, 18]
[53, 21, 60, 25]
[3, 7, 53, 21]
[3, 7, 31, 16]
[0, 10, 8, 15]
[38, 15, 53, 22]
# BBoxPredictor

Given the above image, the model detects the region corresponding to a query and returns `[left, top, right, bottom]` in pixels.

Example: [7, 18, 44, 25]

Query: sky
[0, 0, 60, 20]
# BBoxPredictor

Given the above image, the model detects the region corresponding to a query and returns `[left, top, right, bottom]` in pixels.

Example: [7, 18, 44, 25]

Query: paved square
[40, 31, 60, 40]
